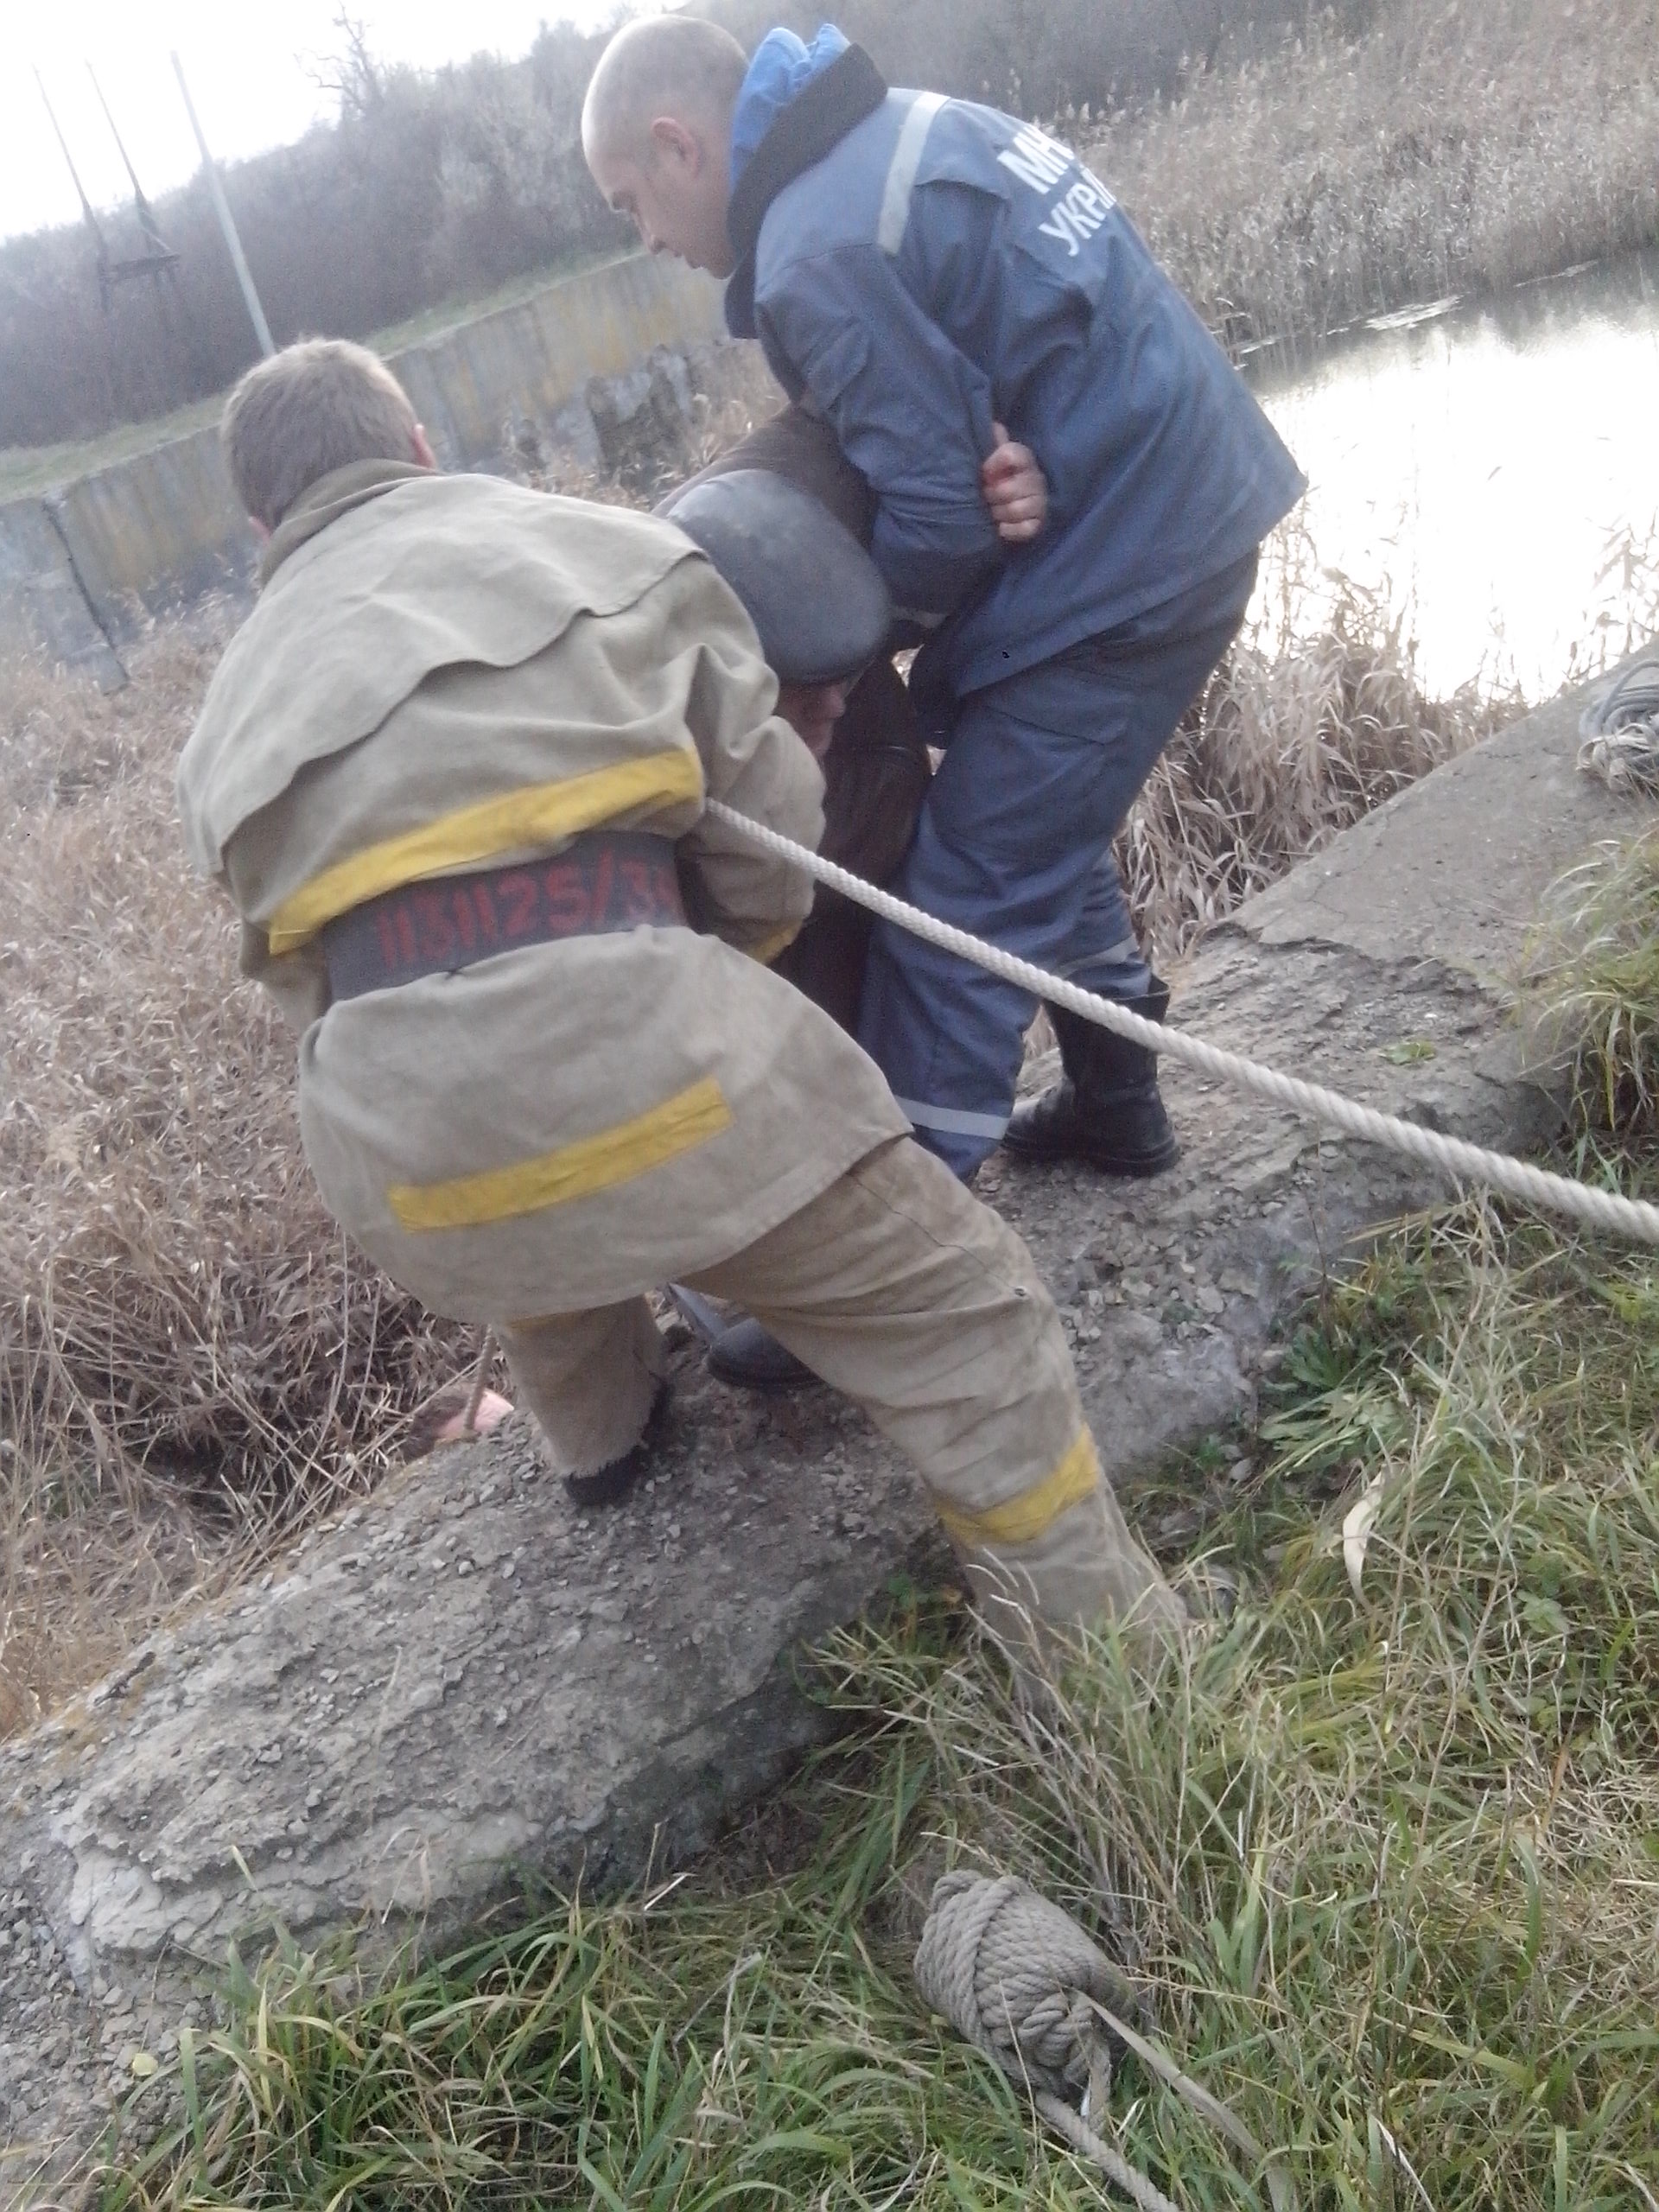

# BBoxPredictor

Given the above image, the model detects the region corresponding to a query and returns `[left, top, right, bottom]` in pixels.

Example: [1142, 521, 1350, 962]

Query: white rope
[460, 1326, 496, 1438]
[706, 798, 1659, 1249]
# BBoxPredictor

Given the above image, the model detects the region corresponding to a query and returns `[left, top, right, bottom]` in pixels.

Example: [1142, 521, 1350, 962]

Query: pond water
[1250, 251, 1659, 702]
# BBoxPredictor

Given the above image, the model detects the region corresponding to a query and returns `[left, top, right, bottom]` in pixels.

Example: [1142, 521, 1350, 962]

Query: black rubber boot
[563, 1381, 669, 1507]
[707, 1316, 817, 1394]
[1003, 978, 1179, 1177]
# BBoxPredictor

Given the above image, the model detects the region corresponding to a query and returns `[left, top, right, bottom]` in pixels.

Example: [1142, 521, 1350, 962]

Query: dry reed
[1123, 529, 1516, 959]
[0, 626, 474, 1734]
[1086, 0, 1659, 360]
[1525, 823, 1659, 1140]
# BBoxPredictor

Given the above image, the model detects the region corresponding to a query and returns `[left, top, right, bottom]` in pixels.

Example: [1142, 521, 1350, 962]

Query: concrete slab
[2, 652, 1652, 2200]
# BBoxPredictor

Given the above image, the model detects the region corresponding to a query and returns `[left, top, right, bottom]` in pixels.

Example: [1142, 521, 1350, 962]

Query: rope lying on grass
[915, 1871, 1297, 2212]
[706, 798, 1659, 1250]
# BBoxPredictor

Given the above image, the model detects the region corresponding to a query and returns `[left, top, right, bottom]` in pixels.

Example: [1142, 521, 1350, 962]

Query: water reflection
[1251, 251, 1659, 702]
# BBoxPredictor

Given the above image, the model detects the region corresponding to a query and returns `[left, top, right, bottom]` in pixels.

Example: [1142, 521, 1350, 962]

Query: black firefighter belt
[321, 832, 683, 1001]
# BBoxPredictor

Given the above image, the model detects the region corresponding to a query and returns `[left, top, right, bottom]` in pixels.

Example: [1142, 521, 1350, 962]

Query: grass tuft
[1528, 825, 1659, 1142]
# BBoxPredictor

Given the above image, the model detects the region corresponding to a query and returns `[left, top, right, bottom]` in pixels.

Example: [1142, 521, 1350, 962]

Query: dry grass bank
[1090, 0, 1659, 358]
[0, 630, 474, 1737]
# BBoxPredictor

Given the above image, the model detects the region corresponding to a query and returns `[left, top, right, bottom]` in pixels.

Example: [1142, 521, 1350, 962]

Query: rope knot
[913, 1869, 1142, 2109]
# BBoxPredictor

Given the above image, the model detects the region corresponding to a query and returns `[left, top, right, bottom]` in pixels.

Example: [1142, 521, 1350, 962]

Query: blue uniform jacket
[725, 33, 1306, 697]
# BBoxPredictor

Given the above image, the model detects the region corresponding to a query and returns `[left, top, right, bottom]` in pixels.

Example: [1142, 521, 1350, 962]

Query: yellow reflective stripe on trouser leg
[266, 748, 704, 953]
[934, 1428, 1103, 1551]
[387, 1077, 733, 1231]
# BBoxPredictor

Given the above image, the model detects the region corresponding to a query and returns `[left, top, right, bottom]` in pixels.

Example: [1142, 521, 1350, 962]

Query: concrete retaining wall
[0, 252, 728, 685]
[0, 497, 128, 686]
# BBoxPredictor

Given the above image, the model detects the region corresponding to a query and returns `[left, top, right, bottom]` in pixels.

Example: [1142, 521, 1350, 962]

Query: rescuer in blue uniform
[583, 17, 1306, 1182]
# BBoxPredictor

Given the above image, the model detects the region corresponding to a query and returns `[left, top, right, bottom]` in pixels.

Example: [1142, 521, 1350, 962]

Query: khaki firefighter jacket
[178, 461, 909, 1321]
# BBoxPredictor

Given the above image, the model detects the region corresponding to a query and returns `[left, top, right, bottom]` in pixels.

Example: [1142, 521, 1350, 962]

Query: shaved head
[582, 16, 747, 165]
[582, 16, 748, 277]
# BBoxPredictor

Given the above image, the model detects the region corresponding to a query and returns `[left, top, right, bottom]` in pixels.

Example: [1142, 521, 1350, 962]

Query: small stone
[1196, 1285, 1226, 1316]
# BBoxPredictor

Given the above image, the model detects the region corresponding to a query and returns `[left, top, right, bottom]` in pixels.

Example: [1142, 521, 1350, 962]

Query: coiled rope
[915, 1871, 1295, 2212]
[1579, 658, 1659, 796]
[705, 798, 1659, 1249]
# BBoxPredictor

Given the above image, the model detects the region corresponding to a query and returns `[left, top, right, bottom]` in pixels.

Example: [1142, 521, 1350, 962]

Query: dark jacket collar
[724, 43, 887, 340]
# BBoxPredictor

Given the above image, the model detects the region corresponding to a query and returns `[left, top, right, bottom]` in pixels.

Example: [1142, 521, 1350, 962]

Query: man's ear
[648, 114, 704, 173]
[410, 423, 438, 469]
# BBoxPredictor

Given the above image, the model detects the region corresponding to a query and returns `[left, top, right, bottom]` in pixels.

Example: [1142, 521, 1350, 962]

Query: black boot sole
[707, 1331, 817, 1394]
[1002, 1130, 1181, 1177]
[563, 1383, 669, 1506]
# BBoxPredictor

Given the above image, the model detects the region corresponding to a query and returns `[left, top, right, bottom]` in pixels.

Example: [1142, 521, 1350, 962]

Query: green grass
[97, 1173, 1659, 2208]
[0, 398, 227, 502]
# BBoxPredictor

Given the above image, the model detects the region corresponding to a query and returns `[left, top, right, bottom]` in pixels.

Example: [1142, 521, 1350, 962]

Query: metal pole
[170, 50, 275, 358]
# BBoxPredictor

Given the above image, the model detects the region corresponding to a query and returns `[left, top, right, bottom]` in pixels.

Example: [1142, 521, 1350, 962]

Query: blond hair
[221, 338, 421, 530]
[581, 16, 748, 162]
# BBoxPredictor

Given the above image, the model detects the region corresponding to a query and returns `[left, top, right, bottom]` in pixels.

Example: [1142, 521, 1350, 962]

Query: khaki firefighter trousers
[495, 1136, 1181, 1656]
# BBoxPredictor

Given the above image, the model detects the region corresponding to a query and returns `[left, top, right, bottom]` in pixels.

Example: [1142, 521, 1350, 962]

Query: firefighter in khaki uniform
[178, 338, 1181, 1662]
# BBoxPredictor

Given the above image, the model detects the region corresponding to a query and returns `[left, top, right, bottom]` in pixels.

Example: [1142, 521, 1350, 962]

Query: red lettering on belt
[414, 887, 457, 962]
[619, 857, 656, 921]
[590, 846, 614, 928]
[499, 872, 538, 938]
[544, 861, 589, 931]
[451, 887, 477, 953]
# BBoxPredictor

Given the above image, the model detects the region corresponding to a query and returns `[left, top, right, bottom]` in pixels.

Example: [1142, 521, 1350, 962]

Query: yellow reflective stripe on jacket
[386, 1077, 733, 1232]
[266, 748, 703, 953]
[934, 1429, 1101, 1551]
[747, 921, 802, 967]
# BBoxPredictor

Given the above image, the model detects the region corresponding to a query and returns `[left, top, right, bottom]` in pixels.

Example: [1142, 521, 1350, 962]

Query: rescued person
[658, 401, 1047, 1392]
[177, 337, 1182, 1662]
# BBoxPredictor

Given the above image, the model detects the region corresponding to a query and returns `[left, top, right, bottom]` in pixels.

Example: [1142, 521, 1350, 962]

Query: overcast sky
[4, 2, 639, 245]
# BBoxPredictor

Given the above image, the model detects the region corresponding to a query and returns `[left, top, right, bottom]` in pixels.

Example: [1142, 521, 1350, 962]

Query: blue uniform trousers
[858, 552, 1257, 1179]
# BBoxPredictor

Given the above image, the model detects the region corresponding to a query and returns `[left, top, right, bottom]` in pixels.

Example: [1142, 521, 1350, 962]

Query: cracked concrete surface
[2, 658, 1651, 2201]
